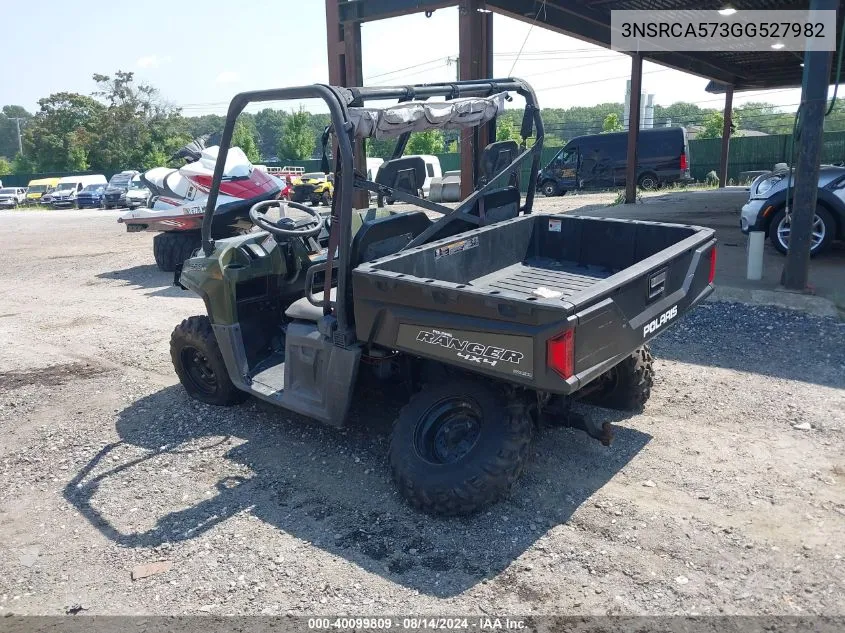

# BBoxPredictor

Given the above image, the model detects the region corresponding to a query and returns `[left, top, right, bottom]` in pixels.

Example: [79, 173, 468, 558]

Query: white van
[48, 175, 108, 208]
[406, 154, 442, 198]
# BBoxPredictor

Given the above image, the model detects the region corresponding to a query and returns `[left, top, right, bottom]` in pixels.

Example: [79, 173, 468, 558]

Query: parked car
[741, 164, 845, 256]
[0, 187, 28, 209]
[48, 175, 108, 208]
[124, 175, 151, 208]
[538, 127, 692, 196]
[25, 177, 60, 203]
[103, 170, 139, 209]
[76, 184, 106, 209]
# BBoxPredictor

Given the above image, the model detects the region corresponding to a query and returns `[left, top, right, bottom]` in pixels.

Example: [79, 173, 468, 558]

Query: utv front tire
[389, 379, 534, 516]
[170, 315, 248, 406]
[580, 345, 654, 412]
[153, 231, 201, 272]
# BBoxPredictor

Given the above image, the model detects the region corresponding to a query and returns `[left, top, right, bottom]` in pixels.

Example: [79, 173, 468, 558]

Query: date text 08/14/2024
[307, 617, 527, 630]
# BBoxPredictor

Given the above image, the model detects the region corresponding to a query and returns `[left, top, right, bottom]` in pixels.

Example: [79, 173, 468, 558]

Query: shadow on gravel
[96, 265, 191, 298]
[650, 302, 845, 390]
[64, 384, 649, 597]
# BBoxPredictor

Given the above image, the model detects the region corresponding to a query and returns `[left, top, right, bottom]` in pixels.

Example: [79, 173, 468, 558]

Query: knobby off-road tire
[153, 231, 201, 272]
[389, 379, 535, 516]
[170, 315, 249, 406]
[581, 345, 654, 412]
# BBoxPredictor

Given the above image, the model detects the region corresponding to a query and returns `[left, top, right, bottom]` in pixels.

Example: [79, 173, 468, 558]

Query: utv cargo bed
[352, 213, 716, 394]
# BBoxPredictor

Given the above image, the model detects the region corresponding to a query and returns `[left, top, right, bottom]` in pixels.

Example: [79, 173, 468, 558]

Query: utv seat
[285, 211, 432, 322]
[375, 157, 426, 200]
[476, 140, 521, 224]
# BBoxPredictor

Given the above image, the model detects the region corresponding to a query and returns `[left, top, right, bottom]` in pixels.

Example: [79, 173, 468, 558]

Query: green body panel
[179, 231, 304, 326]
[179, 207, 391, 326]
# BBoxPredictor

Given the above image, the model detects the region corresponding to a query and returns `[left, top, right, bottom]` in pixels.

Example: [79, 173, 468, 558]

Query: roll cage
[202, 78, 544, 342]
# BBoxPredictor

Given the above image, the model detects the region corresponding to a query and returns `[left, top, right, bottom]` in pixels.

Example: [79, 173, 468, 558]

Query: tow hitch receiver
[541, 398, 614, 446]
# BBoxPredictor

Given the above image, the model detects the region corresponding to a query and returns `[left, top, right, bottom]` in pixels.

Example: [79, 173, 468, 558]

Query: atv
[290, 172, 333, 206]
[170, 80, 716, 516]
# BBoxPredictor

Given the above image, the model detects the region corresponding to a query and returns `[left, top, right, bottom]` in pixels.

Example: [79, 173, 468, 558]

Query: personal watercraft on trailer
[118, 140, 283, 272]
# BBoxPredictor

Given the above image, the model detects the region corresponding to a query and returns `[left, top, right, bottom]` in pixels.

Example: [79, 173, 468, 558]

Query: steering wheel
[249, 200, 325, 238]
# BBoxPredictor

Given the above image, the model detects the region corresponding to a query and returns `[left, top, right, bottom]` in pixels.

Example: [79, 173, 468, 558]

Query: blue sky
[1, 1, 805, 116]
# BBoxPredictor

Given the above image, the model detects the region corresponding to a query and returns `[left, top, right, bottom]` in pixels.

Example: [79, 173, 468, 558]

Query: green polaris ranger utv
[170, 79, 716, 516]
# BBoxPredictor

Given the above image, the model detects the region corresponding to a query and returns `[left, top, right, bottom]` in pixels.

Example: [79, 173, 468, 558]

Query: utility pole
[12, 118, 24, 156]
[781, 0, 835, 290]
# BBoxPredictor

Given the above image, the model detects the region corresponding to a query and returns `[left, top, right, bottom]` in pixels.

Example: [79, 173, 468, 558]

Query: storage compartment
[363, 214, 699, 303]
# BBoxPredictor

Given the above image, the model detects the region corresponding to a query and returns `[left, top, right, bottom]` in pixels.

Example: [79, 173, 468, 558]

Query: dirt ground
[0, 202, 843, 617]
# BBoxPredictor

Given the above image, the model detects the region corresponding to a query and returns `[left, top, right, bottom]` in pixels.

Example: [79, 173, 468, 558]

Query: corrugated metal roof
[487, 0, 844, 92]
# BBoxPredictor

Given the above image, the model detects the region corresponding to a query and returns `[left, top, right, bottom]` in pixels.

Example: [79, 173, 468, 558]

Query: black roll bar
[201, 78, 543, 336]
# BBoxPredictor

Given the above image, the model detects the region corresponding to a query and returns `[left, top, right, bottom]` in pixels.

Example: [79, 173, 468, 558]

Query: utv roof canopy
[347, 93, 507, 139]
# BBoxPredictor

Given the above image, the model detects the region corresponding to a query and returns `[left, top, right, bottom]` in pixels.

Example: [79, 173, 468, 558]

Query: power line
[508, 0, 548, 76]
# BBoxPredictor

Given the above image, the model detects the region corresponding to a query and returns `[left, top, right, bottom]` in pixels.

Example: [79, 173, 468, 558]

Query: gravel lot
[0, 205, 843, 617]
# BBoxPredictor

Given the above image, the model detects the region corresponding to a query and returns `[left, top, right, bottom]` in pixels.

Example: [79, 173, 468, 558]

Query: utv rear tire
[170, 315, 248, 406]
[580, 345, 654, 412]
[389, 379, 534, 516]
[153, 231, 201, 272]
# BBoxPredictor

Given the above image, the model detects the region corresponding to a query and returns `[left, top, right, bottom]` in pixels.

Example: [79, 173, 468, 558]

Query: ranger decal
[416, 329, 524, 367]
[396, 324, 534, 379]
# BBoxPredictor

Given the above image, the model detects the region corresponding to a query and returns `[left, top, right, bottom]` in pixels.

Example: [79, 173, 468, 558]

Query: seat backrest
[478, 186, 520, 224]
[350, 211, 432, 268]
[480, 140, 520, 188]
[375, 157, 426, 196]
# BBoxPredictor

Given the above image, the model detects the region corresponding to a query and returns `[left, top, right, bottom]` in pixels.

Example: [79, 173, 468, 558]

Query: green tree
[366, 137, 395, 159]
[496, 118, 517, 141]
[0, 157, 11, 175]
[140, 145, 169, 170]
[406, 130, 444, 155]
[232, 119, 260, 163]
[255, 109, 287, 159]
[0, 105, 32, 160]
[697, 110, 740, 139]
[279, 108, 315, 160]
[11, 153, 34, 174]
[67, 132, 89, 170]
[602, 112, 623, 133]
[88, 70, 187, 172]
[22, 92, 104, 172]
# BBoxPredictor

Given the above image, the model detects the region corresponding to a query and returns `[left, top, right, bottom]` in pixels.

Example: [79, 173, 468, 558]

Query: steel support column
[718, 85, 733, 188]
[782, 0, 835, 290]
[459, 0, 493, 198]
[625, 53, 642, 204]
[327, 0, 368, 208]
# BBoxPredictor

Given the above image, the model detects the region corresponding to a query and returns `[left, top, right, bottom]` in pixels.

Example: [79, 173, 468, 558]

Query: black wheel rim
[414, 397, 483, 464]
[180, 346, 218, 396]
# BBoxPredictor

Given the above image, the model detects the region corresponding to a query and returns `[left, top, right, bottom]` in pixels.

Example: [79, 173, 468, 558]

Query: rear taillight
[547, 330, 575, 379]
[708, 247, 717, 284]
[680, 152, 688, 171]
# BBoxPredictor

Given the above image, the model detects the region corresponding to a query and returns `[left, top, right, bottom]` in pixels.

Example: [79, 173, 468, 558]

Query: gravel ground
[0, 205, 843, 617]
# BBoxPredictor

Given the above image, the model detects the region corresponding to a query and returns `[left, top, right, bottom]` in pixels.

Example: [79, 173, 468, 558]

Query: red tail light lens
[547, 330, 575, 379]
[680, 152, 688, 171]
[708, 247, 717, 284]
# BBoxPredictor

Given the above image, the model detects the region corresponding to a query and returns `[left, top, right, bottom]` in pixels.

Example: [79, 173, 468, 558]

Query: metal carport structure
[325, 0, 844, 290]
